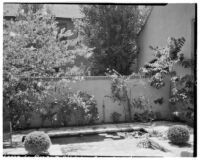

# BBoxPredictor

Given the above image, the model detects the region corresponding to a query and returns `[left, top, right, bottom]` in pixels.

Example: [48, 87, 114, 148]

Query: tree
[19, 3, 44, 13]
[4, 7, 75, 78]
[75, 5, 151, 75]
[3, 5, 76, 129]
[140, 37, 195, 126]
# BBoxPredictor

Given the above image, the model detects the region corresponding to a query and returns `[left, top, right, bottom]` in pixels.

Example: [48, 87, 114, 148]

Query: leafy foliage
[167, 125, 190, 144]
[3, 75, 46, 130]
[3, 5, 79, 130]
[140, 37, 186, 89]
[111, 112, 121, 123]
[75, 5, 151, 75]
[154, 97, 164, 105]
[139, 36, 195, 125]
[58, 91, 99, 126]
[35, 79, 71, 126]
[131, 96, 151, 110]
[105, 69, 132, 121]
[24, 131, 51, 155]
[36, 81, 99, 126]
[106, 69, 156, 122]
[132, 96, 157, 122]
[3, 8, 75, 78]
[106, 69, 128, 103]
[19, 4, 44, 13]
[170, 75, 195, 125]
[170, 75, 195, 106]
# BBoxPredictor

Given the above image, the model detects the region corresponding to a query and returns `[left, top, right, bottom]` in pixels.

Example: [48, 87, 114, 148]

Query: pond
[50, 131, 193, 157]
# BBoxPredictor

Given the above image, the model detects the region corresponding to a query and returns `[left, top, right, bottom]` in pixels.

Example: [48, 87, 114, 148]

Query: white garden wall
[29, 76, 172, 128]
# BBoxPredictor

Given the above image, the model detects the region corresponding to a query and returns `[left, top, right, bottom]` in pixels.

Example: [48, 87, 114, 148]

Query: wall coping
[16, 75, 148, 81]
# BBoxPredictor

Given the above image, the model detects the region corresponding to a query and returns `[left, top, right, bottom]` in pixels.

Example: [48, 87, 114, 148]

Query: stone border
[16, 75, 148, 81]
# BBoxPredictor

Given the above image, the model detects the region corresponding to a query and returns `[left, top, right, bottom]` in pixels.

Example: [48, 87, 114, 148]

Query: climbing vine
[106, 69, 154, 122]
[105, 69, 132, 121]
[106, 69, 128, 103]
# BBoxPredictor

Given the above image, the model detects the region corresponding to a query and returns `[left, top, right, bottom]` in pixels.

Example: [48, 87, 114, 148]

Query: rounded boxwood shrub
[24, 131, 51, 155]
[167, 125, 190, 144]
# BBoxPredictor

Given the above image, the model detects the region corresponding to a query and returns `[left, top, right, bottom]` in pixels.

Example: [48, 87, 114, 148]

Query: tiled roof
[4, 3, 83, 18]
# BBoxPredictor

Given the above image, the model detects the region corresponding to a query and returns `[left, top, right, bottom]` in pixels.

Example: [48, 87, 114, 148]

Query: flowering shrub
[24, 131, 51, 155]
[167, 125, 190, 144]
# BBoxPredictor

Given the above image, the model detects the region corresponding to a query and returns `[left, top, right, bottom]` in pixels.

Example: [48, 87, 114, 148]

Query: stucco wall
[26, 77, 171, 128]
[138, 4, 195, 76]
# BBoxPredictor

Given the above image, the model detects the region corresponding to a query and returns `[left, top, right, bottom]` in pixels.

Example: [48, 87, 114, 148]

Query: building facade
[138, 4, 196, 76]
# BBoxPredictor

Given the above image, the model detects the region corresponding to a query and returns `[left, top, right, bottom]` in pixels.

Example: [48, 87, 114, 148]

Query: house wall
[21, 77, 171, 128]
[138, 4, 195, 76]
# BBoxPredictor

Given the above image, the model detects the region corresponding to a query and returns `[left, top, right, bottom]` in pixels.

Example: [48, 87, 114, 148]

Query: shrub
[3, 75, 45, 130]
[24, 131, 51, 155]
[36, 79, 72, 127]
[111, 112, 121, 123]
[35, 80, 99, 127]
[3, 4, 82, 130]
[170, 75, 195, 126]
[167, 125, 190, 144]
[58, 91, 99, 126]
[132, 96, 157, 122]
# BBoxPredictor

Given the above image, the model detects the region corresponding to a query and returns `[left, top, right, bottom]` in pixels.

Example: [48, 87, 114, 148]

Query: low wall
[28, 76, 172, 128]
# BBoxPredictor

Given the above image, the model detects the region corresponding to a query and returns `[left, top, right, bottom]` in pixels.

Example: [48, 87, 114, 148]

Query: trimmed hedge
[167, 125, 190, 144]
[24, 131, 51, 155]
